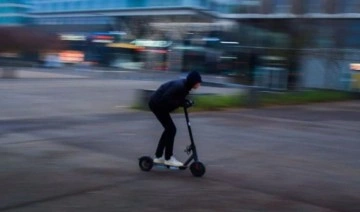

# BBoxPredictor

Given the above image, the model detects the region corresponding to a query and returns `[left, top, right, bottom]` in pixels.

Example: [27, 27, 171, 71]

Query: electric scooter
[139, 100, 206, 177]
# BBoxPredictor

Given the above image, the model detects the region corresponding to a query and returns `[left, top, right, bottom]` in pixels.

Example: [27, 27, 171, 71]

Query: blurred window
[303, 0, 324, 13]
[307, 20, 337, 48]
[57, 18, 63, 25]
[0, 7, 7, 13]
[83, 0, 91, 10]
[96, 17, 103, 24]
[200, 0, 209, 7]
[127, 0, 146, 8]
[112, 0, 126, 8]
[169, 0, 182, 7]
[77, 17, 83, 24]
[90, 17, 96, 24]
[231, 0, 262, 14]
[53, 2, 59, 12]
[82, 0, 90, 10]
[42, 3, 49, 12]
[50, 2, 57, 12]
[147, 0, 163, 7]
[272, 0, 292, 13]
[73, 0, 81, 11]
[78, 0, 85, 10]
[184, 0, 205, 7]
[45, 3, 51, 12]
[220, 4, 231, 13]
[61, 17, 67, 24]
[38, 3, 45, 12]
[102, 0, 111, 9]
[209, 1, 218, 11]
[68, 1, 75, 11]
[344, 20, 360, 48]
[62, 1, 69, 11]
[342, 0, 360, 13]
[95, 0, 105, 10]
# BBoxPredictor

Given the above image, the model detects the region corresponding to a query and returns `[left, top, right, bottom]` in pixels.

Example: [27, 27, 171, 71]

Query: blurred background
[1, 0, 360, 91]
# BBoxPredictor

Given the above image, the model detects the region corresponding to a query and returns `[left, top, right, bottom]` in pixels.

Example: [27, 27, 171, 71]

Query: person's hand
[184, 99, 194, 108]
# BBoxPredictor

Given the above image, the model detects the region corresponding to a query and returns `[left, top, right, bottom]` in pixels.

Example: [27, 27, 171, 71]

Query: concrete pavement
[1, 67, 234, 86]
[1, 101, 360, 211]
[0, 69, 359, 211]
[0, 69, 241, 121]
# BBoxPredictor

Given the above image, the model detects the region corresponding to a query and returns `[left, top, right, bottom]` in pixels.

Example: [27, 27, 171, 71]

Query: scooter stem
[183, 106, 198, 162]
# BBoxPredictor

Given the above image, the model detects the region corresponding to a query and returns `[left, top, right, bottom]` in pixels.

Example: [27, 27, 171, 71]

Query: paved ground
[0, 68, 240, 120]
[3, 67, 233, 85]
[0, 69, 359, 211]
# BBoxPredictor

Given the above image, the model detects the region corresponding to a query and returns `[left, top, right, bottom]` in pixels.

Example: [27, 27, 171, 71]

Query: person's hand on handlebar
[184, 99, 194, 108]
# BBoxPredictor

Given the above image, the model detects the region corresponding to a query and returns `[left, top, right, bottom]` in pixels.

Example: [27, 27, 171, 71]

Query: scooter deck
[154, 162, 187, 170]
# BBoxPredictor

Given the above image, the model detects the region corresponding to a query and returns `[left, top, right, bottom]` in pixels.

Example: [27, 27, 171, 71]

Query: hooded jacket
[149, 71, 202, 112]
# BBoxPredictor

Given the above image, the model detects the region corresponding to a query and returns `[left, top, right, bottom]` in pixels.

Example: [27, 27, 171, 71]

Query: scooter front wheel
[139, 156, 153, 172]
[190, 162, 206, 177]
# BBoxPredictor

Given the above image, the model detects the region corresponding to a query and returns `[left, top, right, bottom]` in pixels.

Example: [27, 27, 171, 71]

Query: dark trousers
[150, 108, 176, 160]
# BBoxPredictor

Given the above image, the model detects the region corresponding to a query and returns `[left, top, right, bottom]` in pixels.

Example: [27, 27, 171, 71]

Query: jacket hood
[186, 71, 202, 90]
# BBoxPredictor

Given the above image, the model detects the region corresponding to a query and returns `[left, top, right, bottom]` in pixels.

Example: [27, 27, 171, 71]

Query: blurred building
[28, 0, 212, 35]
[27, 0, 360, 90]
[27, 0, 360, 46]
[0, 0, 31, 25]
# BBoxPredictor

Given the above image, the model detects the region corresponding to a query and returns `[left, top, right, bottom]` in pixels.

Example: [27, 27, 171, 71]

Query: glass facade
[21, 0, 360, 52]
[208, 0, 262, 14]
[29, 0, 210, 13]
[29, 0, 214, 26]
[27, 0, 360, 15]
[28, 0, 360, 18]
[0, 0, 30, 25]
[35, 16, 114, 25]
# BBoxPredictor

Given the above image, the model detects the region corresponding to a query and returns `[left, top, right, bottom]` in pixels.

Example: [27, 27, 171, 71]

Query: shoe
[153, 156, 165, 164]
[164, 156, 183, 167]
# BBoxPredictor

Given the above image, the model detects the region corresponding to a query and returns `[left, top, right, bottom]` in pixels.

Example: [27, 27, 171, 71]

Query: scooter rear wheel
[190, 162, 206, 177]
[139, 156, 153, 172]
